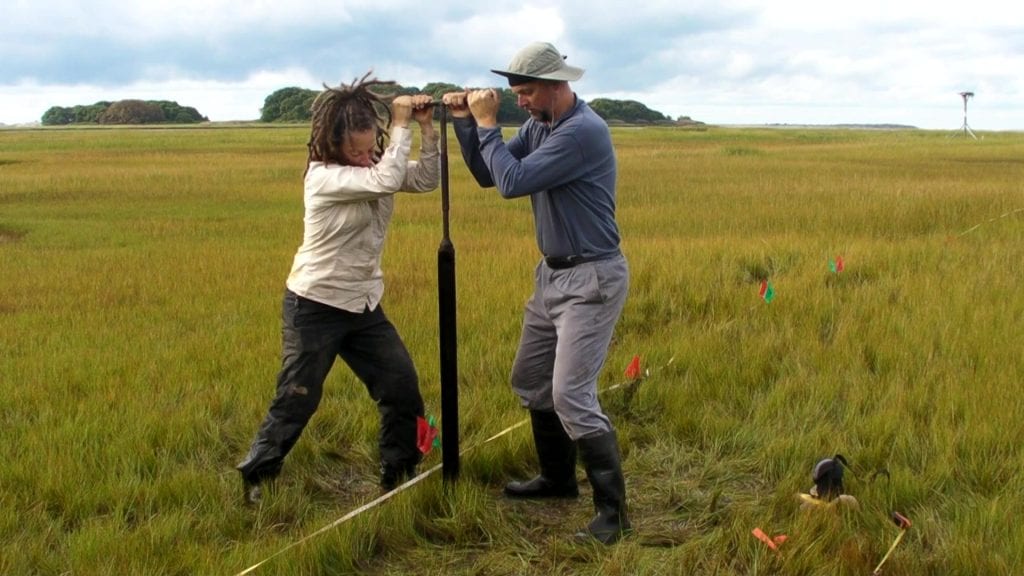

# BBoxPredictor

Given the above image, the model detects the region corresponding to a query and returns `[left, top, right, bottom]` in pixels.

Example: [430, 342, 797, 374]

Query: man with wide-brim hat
[443, 42, 632, 545]
[491, 41, 585, 85]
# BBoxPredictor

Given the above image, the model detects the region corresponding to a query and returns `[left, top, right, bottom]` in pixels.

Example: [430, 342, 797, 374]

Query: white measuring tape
[236, 357, 671, 575]
[235, 418, 531, 575]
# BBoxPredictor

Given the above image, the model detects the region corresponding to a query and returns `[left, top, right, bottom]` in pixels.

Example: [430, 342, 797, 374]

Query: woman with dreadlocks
[236, 74, 439, 503]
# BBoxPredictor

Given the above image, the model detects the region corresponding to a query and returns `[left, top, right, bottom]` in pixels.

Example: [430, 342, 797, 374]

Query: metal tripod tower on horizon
[956, 91, 977, 139]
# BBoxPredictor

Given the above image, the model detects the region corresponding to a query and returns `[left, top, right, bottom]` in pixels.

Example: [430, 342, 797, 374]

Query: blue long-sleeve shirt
[452, 97, 620, 260]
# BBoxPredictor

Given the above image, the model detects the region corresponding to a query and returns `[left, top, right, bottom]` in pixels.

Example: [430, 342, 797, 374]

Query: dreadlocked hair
[306, 71, 395, 174]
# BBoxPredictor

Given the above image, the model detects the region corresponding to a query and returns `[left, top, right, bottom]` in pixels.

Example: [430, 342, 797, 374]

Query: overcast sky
[2, 0, 1022, 129]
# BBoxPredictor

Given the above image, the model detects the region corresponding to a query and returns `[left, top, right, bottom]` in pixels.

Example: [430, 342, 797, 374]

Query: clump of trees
[259, 88, 318, 123]
[41, 100, 207, 126]
[589, 98, 672, 124]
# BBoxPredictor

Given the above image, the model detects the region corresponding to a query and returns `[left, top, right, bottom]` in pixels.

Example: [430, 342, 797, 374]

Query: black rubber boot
[504, 410, 579, 499]
[576, 431, 631, 544]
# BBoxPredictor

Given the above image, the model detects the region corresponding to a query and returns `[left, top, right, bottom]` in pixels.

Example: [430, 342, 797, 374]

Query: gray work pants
[510, 254, 629, 440]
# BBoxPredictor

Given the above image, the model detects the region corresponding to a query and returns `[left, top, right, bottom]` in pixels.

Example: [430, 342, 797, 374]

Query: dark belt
[544, 252, 616, 270]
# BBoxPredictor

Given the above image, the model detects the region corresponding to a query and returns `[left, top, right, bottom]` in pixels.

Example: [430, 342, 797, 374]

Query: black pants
[237, 289, 423, 484]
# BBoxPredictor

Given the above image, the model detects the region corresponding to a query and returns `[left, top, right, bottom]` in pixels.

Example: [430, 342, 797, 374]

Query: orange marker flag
[624, 355, 642, 381]
[752, 527, 787, 553]
[892, 511, 911, 529]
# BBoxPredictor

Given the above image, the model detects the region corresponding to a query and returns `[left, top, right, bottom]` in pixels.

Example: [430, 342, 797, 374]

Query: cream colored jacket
[286, 126, 439, 312]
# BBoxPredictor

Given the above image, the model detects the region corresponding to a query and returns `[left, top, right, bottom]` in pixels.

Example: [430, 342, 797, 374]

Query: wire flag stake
[872, 511, 912, 575]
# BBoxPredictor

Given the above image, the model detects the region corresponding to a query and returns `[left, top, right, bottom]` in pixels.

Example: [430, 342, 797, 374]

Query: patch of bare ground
[0, 226, 26, 244]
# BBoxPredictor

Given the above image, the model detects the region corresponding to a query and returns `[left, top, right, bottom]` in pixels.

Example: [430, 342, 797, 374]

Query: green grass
[1, 125, 1022, 575]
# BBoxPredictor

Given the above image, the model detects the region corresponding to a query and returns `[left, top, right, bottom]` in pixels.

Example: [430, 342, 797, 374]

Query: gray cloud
[2, 0, 1022, 128]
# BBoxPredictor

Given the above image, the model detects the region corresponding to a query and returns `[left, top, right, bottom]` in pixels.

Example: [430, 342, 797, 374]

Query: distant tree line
[41, 100, 208, 126]
[260, 83, 677, 125]
[41, 86, 687, 126]
[259, 82, 533, 124]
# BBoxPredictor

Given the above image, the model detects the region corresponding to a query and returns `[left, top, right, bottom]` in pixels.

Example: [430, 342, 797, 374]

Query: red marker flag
[624, 355, 642, 381]
[830, 256, 845, 273]
[417, 415, 439, 454]
[759, 279, 775, 303]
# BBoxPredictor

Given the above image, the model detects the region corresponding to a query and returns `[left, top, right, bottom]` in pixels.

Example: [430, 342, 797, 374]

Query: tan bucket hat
[491, 42, 585, 84]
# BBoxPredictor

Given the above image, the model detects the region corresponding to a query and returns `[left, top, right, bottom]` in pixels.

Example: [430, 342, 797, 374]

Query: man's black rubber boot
[504, 410, 579, 499]
[576, 431, 631, 544]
